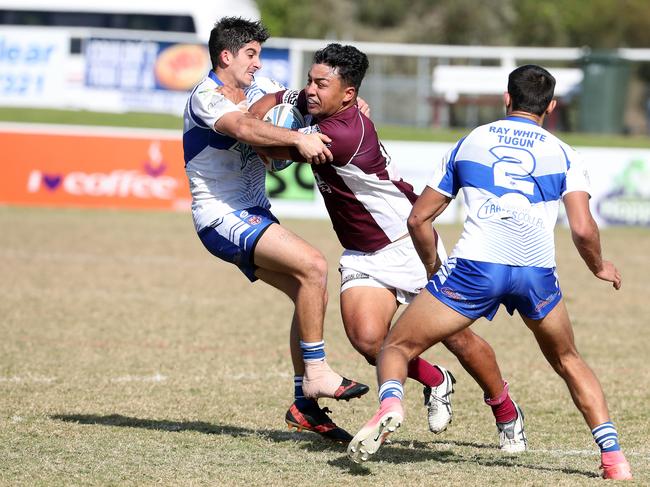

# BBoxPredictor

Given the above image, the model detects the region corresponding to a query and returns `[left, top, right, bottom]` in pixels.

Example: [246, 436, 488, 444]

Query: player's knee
[442, 328, 477, 356]
[343, 320, 386, 365]
[349, 332, 382, 365]
[549, 348, 581, 377]
[298, 250, 327, 287]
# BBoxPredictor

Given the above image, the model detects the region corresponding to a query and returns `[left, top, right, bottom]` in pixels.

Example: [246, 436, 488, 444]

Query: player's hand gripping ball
[261, 103, 306, 172]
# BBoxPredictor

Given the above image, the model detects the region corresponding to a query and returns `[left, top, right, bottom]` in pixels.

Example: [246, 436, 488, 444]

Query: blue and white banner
[83, 38, 291, 115]
[0, 28, 69, 107]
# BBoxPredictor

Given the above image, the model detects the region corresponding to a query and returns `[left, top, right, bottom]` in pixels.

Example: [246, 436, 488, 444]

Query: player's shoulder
[245, 76, 286, 104]
[191, 77, 230, 106]
[319, 105, 365, 132]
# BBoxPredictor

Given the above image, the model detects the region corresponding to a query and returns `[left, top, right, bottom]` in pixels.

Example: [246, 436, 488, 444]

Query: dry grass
[1, 206, 648, 486]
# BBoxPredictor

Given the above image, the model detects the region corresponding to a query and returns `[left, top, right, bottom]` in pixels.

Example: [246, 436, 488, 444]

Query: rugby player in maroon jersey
[249, 44, 525, 450]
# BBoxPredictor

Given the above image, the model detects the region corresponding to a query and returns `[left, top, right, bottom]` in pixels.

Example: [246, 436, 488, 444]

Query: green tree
[256, 0, 650, 48]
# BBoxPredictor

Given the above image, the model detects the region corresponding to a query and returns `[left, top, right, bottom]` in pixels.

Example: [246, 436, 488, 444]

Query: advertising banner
[83, 38, 291, 115]
[578, 147, 650, 226]
[0, 124, 189, 211]
[2, 124, 650, 227]
[0, 28, 69, 108]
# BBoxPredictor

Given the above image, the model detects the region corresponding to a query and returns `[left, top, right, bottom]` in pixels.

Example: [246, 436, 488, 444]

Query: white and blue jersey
[425, 116, 591, 320]
[183, 74, 285, 281]
[428, 116, 591, 268]
[183, 73, 283, 232]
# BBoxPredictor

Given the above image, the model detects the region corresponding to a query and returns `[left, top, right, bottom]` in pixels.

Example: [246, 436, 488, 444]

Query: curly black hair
[312, 43, 369, 92]
[508, 65, 556, 116]
[209, 17, 269, 69]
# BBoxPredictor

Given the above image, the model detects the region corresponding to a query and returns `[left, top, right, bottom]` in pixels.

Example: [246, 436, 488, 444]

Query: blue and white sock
[300, 340, 325, 362]
[378, 380, 404, 402]
[294, 375, 310, 407]
[592, 421, 621, 452]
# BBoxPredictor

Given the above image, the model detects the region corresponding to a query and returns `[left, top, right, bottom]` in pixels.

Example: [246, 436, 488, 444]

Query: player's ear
[545, 99, 557, 115]
[343, 86, 356, 103]
[219, 49, 232, 67]
[503, 92, 512, 110]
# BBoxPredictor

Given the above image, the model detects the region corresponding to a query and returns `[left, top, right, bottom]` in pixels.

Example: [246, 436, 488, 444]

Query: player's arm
[215, 111, 332, 164]
[407, 186, 451, 278]
[245, 90, 324, 163]
[563, 191, 621, 290]
[248, 92, 279, 119]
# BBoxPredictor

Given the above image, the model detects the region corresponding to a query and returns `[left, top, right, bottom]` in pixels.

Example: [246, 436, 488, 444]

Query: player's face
[305, 63, 354, 118]
[229, 41, 262, 88]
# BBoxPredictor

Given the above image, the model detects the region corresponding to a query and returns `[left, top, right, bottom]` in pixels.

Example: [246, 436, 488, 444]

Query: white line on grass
[110, 373, 167, 383]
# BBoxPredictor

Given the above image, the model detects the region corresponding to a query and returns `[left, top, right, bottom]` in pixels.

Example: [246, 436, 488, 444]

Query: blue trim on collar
[208, 71, 224, 86]
[505, 116, 538, 126]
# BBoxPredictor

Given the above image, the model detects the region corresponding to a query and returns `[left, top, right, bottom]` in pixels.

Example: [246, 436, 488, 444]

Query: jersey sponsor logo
[534, 291, 559, 312]
[313, 173, 332, 193]
[440, 287, 466, 301]
[341, 271, 370, 286]
[477, 193, 545, 228]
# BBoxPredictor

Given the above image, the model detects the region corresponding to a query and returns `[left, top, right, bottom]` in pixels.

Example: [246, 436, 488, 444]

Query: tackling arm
[563, 191, 621, 289]
[249, 92, 279, 119]
[214, 111, 332, 164]
[407, 186, 451, 278]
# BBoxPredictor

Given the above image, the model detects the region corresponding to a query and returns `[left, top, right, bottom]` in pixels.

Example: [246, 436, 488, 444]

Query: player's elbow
[570, 221, 599, 251]
[569, 216, 598, 243]
[407, 212, 426, 235]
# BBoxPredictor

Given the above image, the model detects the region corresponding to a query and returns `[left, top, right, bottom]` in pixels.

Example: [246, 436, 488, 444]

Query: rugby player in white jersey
[183, 17, 369, 443]
[348, 65, 632, 480]
[249, 43, 526, 451]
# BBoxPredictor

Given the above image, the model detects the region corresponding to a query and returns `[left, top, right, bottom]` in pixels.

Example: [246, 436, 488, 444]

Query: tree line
[257, 0, 650, 48]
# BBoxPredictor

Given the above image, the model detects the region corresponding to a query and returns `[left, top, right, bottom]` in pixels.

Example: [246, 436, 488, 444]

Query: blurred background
[1, 0, 650, 225]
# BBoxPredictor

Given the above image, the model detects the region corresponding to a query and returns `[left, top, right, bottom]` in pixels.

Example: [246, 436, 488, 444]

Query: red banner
[1, 124, 190, 211]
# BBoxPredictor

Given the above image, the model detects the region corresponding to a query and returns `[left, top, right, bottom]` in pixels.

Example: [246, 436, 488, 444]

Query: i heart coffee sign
[1, 124, 190, 211]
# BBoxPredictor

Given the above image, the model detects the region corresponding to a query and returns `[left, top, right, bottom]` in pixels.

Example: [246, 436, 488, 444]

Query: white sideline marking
[111, 373, 167, 383]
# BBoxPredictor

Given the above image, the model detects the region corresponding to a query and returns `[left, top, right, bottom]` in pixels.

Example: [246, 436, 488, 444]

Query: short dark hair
[312, 43, 369, 92]
[507, 65, 556, 116]
[208, 17, 269, 69]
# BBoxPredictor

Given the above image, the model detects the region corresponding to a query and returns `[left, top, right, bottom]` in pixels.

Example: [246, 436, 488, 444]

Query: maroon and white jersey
[275, 89, 417, 252]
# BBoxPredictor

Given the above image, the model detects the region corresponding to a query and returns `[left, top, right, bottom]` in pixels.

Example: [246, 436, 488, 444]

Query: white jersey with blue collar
[183, 73, 283, 231]
[427, 116, 591, 268]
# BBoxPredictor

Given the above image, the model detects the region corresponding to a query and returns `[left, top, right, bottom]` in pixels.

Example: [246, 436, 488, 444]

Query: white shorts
[339, 235, 448, 304]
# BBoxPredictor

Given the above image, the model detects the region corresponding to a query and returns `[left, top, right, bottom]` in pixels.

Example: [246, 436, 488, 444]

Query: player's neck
[508, 110, 544, 126]
[212, 68, 243, 89]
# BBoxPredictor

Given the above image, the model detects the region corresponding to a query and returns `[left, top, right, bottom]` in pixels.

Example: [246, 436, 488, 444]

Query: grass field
[3, 106, 650, 148]
[1, 206, 648, 486]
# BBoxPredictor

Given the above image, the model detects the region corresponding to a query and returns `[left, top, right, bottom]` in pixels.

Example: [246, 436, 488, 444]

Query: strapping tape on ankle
[484, 381, 509, 406]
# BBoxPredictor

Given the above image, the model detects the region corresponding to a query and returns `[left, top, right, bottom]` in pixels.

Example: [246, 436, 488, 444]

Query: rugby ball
[261, 103, 306, 172]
